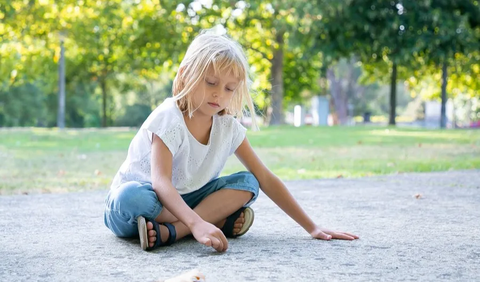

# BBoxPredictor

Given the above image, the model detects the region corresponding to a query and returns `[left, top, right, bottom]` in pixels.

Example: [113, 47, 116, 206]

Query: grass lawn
[1, 126, 479, 195]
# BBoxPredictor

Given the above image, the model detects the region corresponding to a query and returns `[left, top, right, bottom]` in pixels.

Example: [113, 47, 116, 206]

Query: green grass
[1, 126, 479, 195]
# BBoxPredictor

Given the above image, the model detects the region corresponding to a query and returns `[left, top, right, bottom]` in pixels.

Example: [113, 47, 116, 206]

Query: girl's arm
[235, 137, 358, 240]
[150, 134, 228, 251]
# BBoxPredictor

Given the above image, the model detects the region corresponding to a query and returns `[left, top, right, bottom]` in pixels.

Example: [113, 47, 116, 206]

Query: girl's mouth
[208, 102, 220, 108]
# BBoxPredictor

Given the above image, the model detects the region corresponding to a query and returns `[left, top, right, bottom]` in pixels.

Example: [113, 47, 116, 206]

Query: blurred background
[1, 0, 478, 129]
[1, 1, 479, 195]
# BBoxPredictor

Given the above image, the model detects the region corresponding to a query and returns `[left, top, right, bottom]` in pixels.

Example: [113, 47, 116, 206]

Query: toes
[146, 221, 153, 230]
[234, 217, 245, 224]
[233, 215, 244, 235]
[147, 222, 156, 244]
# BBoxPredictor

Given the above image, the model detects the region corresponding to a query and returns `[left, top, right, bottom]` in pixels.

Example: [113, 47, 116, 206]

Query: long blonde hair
[172, 30, 257, 129]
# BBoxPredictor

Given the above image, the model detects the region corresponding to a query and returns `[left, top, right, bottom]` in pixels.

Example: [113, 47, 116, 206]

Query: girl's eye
[226, 88, 234, 92]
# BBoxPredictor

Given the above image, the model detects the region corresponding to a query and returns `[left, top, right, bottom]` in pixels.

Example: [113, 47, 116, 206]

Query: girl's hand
[310, 226, 359, 241]
[190, 220, 228, 252]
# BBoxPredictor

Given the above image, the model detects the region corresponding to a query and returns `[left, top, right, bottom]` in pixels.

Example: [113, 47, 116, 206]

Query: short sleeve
[142, 106, 185, 156]
[155, 122, 184, 156]
[230, 118, 247, 154]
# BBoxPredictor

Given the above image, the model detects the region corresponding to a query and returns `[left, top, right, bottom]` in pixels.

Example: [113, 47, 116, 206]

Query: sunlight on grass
[368, 128, 477, 142]
[1, 126, 479, 195]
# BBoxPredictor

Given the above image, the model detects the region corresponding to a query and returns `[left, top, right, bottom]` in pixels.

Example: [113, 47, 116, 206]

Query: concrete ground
[1, 170, 479, 282]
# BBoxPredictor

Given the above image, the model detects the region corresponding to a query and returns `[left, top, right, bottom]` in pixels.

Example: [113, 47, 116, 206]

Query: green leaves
[1, 0, 478, 127]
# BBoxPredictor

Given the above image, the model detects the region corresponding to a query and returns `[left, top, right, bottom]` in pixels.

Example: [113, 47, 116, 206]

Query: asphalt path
[1, 170, 479, 281]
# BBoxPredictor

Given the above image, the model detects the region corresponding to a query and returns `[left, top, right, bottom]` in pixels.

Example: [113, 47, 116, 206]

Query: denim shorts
[104, 171, 260, 237]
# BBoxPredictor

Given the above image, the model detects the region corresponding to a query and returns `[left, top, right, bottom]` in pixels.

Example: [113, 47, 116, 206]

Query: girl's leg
[152, 189, 253, 243]
[150, 171, 260, 245]
[104, 181, 162, 237]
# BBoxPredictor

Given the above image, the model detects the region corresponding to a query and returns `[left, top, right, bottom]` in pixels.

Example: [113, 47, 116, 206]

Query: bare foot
[146, 221, 169, 248]
[217, 212, 245, 236]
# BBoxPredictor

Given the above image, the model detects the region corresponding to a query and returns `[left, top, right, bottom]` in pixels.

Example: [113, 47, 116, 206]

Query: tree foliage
[0, 0, 478, 128]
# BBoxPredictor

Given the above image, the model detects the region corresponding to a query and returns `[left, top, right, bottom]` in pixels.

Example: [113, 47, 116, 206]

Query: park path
[1, 170, 479, 281]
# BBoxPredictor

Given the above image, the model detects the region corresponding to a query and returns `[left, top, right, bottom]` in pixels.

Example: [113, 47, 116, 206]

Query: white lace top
[110, 97, 247, 195]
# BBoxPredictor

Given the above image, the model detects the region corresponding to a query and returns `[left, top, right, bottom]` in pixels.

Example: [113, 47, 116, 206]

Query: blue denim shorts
[104, 171, 260, 237]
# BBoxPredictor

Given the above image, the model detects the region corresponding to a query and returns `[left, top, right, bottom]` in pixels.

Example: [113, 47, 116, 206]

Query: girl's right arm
[150, 134, 228, 252]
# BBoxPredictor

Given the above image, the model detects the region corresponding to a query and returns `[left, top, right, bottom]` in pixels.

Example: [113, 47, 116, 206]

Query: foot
[146, 221, 169, 248]
[217, 212, 245, 236]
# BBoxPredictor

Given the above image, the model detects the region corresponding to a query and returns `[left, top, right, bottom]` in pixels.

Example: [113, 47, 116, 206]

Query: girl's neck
[183, 113, 213, 145]
[183, 112, 212, 127]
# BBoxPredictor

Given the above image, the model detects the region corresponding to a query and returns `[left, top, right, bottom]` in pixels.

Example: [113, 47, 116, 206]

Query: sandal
[221, 207, 254, 238]
[137, 216, 176, 251]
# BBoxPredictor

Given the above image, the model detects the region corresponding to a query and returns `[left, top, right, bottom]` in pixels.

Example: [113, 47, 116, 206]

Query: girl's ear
[178, 66, 187, 87]
[178, 66, 186, 77]
[177, 66, 185, 87]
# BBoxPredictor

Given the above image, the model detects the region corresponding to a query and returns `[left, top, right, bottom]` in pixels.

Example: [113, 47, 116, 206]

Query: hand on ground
[191, 220, 228, 252]
[310, 226, 359, 241]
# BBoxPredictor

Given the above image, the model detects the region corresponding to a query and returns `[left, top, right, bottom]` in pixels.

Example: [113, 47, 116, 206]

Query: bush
[114, 104, 151, 127]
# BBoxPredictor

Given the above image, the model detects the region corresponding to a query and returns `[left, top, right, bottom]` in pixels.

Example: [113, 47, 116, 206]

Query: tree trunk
[269, 31, 285, 125]
[440, 60, 448, 128]
[327, 67, 348, 125]
[101, 78, 107, 127]
[389, 62, 397, 126]
[57, 39, 66, 129]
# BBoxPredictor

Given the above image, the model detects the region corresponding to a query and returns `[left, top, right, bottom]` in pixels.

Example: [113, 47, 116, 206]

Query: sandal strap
[161, 222, 177, 246]
[146, 221, 177, 250]
[221, 207, 246, 238]
[148, 220, 164, 250]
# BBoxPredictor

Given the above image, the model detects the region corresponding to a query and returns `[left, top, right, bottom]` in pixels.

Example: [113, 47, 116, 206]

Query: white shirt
[110, 97, 247, 195]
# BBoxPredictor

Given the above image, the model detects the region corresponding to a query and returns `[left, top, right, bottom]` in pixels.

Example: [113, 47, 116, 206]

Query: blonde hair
[172, 30, 257, 129]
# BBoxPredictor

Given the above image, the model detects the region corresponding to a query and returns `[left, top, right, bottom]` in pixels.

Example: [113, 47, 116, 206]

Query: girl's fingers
[317, 231, 332, 240]
[210, 236, 223, 252]
[332, 233, 355, 240]
[335, 232, 359, 240]
[202, 238, 212, 247]
[325, 230, 359, 240]
[214, 232, 228, 252]
[220, 234, 228, 251]
[343, 232, 359, 239]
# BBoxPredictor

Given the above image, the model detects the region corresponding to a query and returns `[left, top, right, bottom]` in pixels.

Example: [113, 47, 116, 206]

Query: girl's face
[190, 67, 240, 118]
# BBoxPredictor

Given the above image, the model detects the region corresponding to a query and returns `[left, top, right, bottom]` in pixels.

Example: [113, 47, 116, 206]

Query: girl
[104, 31, 359, 252]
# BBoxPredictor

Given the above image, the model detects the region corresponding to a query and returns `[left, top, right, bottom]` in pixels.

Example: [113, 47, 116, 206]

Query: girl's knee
[105, 182, 162, 237]
[226, 172, 259, 204]
[109, 181, 159, 215]
[241, 172, 260, 197]
[233, 171, 259, 190]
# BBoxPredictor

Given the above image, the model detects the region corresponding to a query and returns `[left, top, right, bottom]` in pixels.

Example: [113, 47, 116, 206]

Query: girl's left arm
[235, 137, 359, 241]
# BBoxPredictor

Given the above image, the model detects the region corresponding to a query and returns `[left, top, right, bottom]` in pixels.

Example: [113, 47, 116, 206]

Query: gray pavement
[1, 170, 479, 282]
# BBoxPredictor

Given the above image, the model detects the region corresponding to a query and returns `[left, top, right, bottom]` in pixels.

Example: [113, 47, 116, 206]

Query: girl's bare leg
[148, 189, 253, 246]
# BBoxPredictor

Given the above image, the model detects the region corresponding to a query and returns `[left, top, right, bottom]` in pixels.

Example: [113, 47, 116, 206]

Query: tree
[1, 0, 188, 127]
[320, 0, 423, 125]
[184, 1, 322, 125]
[413, 0, 480, 128]
[64, 0, 185, 126]
[0, 1, 63, 126]
[324, 57, 368, 125]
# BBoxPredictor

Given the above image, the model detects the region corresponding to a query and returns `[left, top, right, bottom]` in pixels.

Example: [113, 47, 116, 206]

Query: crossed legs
[148, 189, 253, 247]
